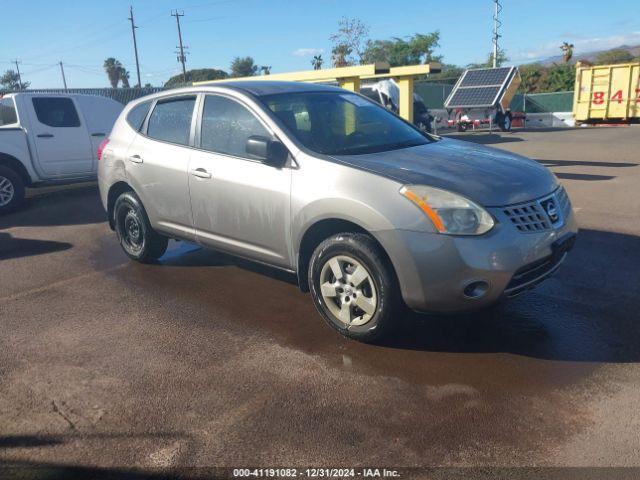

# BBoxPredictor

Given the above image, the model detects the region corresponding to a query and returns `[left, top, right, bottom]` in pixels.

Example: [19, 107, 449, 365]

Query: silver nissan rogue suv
[98, 81, 577, 342]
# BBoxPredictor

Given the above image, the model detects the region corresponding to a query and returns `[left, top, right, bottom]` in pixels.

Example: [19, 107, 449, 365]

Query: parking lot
[1, 127, 639, 477]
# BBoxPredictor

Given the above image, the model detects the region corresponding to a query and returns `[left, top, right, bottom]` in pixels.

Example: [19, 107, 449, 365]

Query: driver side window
[200, 95, 269, 158]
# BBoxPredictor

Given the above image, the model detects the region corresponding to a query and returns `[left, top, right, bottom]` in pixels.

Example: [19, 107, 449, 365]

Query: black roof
[214, 80, 345, 96]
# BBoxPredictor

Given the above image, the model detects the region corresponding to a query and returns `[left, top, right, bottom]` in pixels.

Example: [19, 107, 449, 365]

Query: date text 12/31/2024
[233, 468, 401, 478]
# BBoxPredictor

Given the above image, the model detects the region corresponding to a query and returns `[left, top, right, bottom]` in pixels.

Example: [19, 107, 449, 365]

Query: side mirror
[246, 136, 289, 168]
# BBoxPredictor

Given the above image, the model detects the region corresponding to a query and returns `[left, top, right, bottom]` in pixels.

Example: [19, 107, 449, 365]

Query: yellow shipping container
[573, 61, 640, 122]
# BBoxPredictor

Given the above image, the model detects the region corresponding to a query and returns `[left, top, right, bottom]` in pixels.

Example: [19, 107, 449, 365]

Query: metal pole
[492, 0, 501, 68]
[60, 62, 67, 92]
[128, 6, 142, 88]
[14, 60, 23, 90]
[59, 62, 68, 90]
[172, 10, 187, 83]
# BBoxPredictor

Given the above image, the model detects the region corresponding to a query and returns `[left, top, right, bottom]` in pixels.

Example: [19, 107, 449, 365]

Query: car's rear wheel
[0, 166, 25, 215]
[114, 191, 168, 263]
[308, 233, 400, 342]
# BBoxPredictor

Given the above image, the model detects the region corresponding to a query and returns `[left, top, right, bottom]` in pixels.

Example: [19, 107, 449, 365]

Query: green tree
[330, 17, 369, 65]
[260, 65, 272, 75]
[595, 48, 634, 65]
[230, 57, 258, 77]
[165, 68, 228, 87]
[103, 58, 123, 88]
[518, 63, 575, 93]
[331, 44, 352, 68]
[361, 32, 441, 67]
[546, 64, 575, 91]
[0, 70, 29, 90]
[468, 49, 509, 68]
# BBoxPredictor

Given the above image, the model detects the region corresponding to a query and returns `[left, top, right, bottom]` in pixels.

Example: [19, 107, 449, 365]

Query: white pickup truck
[0, 92, 123, 213]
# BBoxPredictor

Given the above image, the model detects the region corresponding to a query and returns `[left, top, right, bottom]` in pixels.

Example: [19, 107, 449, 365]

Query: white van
[0, 92, 123, 213]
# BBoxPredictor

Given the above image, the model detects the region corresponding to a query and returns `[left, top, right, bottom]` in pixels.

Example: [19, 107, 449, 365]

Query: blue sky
[2, 0, 639, 88]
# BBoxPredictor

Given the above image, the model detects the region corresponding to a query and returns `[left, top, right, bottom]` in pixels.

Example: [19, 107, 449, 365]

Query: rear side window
[200, 95, 270, 158]
[0, 98, 18, 125]
[32, 97, 80, 127]
[126, 101, 152, 131]
[146, 96, 195, 146]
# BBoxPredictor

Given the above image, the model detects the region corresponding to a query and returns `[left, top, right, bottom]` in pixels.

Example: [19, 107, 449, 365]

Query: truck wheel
[499, 112, 512, 132]
[0, 166, 25, 215]
[308, 233, 401, 343]
[114, 191, 168, 263]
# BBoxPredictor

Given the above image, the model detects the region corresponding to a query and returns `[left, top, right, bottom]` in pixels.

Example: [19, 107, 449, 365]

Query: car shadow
[0, 185, 105, 229]
[536, 159, 638, 182]
[0, 433, 202, 480]
[443, 132, 524, 144]
[380, 228, 640, 363]
[159, 240, 299, 286]
[0, 232, 73, 260]
[152, 228, 640, 364]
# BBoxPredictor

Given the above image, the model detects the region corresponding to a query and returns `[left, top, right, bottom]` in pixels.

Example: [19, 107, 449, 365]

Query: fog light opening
[463, 281, 489, 299]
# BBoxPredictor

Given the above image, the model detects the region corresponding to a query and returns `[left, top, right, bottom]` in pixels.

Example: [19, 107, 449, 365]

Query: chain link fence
[0, 87, 164, 105]
[414, 82, 574, 112]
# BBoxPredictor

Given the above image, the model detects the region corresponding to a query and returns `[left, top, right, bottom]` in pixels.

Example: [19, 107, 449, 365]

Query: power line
[128, 6, 142, 88]
[171, 10, 188, 83]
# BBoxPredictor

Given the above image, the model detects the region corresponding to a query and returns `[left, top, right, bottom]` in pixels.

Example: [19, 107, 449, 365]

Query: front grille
[503, 201, 551, 232]
[502, 186, 570, 233]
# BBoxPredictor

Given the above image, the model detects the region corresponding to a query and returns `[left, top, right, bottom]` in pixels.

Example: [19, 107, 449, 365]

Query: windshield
[260, 91, 433, 156]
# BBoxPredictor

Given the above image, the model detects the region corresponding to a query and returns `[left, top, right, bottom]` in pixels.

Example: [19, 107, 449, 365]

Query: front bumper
[375, 207, 578, 313]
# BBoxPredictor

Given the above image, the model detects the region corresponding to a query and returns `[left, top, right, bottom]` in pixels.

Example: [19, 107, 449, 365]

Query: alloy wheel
[0, 175, 15, 207]
[319, 254, 378, 326]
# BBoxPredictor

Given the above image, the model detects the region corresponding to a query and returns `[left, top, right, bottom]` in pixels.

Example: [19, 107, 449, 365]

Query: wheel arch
[296, 217, 398, 293]
[0, 153, 32, 186]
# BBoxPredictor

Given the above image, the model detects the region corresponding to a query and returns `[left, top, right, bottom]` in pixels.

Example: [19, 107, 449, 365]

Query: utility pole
[171, 10, 187, 83]
[492, 0, 502, 68]
[128, 6, 142, 88]
[59, 61, 68, 90]
[13, 60, 23, 89]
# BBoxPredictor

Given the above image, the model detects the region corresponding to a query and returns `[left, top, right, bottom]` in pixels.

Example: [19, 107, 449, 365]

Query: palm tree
[560, 42, 574, 63]
[260, 65, 271, 75]
[103, 58, 123, 88]
[311, 55, 323, 70]
[119, 67, 131, 88]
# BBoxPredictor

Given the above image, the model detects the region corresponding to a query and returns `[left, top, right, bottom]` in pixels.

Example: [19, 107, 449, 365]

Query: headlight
[399, 185, 494, 235]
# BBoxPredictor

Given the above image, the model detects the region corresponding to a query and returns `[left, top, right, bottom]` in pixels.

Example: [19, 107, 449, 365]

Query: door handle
[91, 132, 106, 137]
[37, 133, 54, 138]
[128, 155, 143, 164]
[191, 168, 212, 179]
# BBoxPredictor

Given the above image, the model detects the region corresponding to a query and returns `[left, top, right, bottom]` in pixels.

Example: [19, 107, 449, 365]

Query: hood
[331, 137, 558, 206]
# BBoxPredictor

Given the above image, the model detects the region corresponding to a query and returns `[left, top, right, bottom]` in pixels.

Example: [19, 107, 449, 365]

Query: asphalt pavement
[1, 127, 639, 479]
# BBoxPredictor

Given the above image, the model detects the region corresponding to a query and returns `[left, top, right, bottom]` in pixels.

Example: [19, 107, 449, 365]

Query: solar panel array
[459, 67, 512, 87]
[445, 67, 516, 108]
[446, 87, 501, 108]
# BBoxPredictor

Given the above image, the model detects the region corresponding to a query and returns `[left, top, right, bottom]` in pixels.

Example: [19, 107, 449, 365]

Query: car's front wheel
[308, 233, 401, 342]
[0, 166, 25, 215]
[114, 191, 168, 263]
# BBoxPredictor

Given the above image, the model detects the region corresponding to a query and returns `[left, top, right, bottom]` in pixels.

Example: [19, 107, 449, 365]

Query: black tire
[308, 233, 401, 342]
[114, 191, 168, 263]
[498, 111, 512, 132]
[0, 165, 25, 215]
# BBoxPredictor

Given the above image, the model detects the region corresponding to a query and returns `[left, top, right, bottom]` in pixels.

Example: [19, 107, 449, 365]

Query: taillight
[97, 138, 109, 160]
